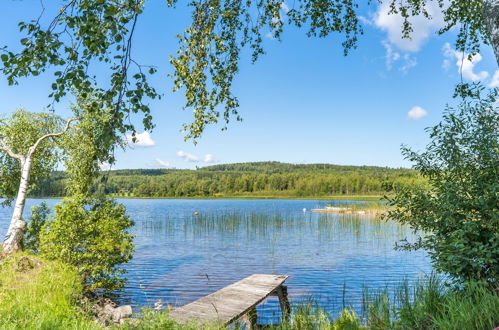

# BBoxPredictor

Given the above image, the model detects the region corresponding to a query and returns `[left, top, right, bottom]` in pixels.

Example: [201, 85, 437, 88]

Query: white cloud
[381, 40, 417, 73]
[382, 40, 400, 70]
[442, 43, 489, 82]
[442, 58, 451, 70]
[176, 150, 199, 162]
[126, 131, 155, 148]
[265, 31, 275, 40]
[399, 54, 417, 74]
[374, 1, 444, 52]
[154, 158, 171, 168]
[280, 2, 289, 12]
[203, 154, 218, 163]
[358, 15, 372, 26]
[408, 106, 428, 120]
[489, 70, 499, 88]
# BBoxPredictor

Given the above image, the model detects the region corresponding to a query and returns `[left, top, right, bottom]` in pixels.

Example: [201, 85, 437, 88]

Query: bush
[39, 197, 134, 292]
[23, 202, 51, 254]
[387, 89, 499, 287]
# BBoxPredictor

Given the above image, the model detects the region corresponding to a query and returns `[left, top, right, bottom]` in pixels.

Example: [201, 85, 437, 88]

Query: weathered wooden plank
[170, 274, 288, 326]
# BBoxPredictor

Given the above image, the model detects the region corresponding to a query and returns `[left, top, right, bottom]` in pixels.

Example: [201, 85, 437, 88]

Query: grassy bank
[2, 255, 497, 329]
[0, 254, 96, 329]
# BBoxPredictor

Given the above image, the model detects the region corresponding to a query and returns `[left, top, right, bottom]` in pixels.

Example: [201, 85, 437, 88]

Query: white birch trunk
[2, 154, 33, 253]
[483, 0, 499, 66]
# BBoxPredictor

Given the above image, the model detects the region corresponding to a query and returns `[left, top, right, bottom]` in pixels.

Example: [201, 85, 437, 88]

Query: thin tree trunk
[483, 0, 499, 66]
[2, 155, 33, 254]
[1, 118, 76, 254]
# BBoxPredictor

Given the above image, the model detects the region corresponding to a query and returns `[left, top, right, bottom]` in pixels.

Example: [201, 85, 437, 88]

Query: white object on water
[303, 208, 307, 212]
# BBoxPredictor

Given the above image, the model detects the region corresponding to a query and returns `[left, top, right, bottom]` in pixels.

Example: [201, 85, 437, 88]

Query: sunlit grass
[0, 253, 98, 330]
[1, 253, 496, 329]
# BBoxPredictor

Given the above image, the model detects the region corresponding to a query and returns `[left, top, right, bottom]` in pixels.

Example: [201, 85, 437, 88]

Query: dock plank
[170, 274, 289, 325]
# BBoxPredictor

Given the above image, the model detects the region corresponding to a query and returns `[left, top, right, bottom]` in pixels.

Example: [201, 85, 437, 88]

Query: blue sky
[0, 1, 497, 170]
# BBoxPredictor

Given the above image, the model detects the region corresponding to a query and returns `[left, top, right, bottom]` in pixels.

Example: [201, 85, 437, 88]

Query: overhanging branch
[29, 117, 78, 157]
[0, 144, 24, 161]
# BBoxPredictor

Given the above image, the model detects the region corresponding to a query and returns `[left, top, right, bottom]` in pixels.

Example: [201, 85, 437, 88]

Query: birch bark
[483, 0, 499, 66]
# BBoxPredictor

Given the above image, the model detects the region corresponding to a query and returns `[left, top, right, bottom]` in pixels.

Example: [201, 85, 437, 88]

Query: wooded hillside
[30, 162, 424, 198]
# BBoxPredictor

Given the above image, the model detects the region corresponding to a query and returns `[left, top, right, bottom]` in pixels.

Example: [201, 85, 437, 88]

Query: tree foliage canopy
[62, 95, 122, 196]
[0, 110, 64, 206]
[387, 88, 499, 287]
[0, 0, 495, 144]
[39, 197, 134, 292]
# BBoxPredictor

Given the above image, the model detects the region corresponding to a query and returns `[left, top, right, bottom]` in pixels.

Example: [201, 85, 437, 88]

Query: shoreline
[26, 195, 384, 201]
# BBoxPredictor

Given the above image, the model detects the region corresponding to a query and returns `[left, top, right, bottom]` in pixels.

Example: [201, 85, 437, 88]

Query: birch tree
[0, 110, 76, 253]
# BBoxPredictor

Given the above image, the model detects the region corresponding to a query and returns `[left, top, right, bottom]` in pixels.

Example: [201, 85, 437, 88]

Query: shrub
[39, 197, 134, 292]
[387, 89, 499, 287]
[23, 202, 51, 253]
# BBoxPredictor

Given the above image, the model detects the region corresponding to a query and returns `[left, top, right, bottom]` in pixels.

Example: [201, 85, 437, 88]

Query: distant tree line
[29, 162, 425, 198]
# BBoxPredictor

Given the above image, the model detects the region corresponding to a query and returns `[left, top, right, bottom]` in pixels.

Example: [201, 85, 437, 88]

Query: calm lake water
[0, 199, 431, 323]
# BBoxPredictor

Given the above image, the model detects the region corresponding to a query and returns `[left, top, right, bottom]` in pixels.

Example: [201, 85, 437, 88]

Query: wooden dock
[170, 274, 290, 328]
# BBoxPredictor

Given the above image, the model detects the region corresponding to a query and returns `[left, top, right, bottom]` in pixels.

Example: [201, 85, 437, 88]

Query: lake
[0, 198, 431, 324]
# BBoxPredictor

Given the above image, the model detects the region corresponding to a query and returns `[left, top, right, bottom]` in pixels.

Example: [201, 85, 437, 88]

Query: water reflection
[0, 199, 431, 324]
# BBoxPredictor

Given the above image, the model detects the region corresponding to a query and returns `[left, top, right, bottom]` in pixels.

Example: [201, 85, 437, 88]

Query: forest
[30, 162, 424, 198]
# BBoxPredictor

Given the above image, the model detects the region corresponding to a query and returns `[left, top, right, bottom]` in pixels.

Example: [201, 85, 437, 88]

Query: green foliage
[30, 162, 424, 198]
[1, 1, 492, 141]
[23, 202, 51, 254]
[0, 109, 64, 206]
[125, 277, 498, 329]
[360, 276, 499, 330]
[0, 254, 98, 330]
[387, 89, 499, 287]
[39, 197, 134, 293]
[171, 0, 492, 140]
[0, 0, 157, 138]
[62, 95, 122, 196]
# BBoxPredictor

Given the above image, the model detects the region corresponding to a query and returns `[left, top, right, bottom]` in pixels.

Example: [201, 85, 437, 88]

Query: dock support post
[241, 306, 257, 329]
[275, 285, 290, 321]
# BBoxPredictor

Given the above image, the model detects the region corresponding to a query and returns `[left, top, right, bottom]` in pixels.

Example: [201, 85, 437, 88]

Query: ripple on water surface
[0, 199, 431, 324]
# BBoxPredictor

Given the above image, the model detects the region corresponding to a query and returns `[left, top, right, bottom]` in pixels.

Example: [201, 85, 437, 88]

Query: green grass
[0, 254, 98, 330]
[126, 277, 498, 330]
[1, 255, 496, 329]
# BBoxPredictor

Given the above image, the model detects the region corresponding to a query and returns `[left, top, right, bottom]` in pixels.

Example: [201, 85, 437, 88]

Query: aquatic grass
[1, 267, 484, 330]
[359, 275, 499, 330]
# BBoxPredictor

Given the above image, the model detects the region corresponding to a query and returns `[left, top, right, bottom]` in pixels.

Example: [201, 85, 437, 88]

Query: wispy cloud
[154, 158, 171, 168]
[280, 1, 289, 12]
[125, 131, 155, 148]
[489, 70, 499, 88]
[176, 150, 199, 162]
[382, 40, 400, 71]
[381, 40, 417, 73]
[203, 154, 218, 163]
[442, 43, 489, 82]
[399, 54, 417, 74]
[408, 106, 428, 120]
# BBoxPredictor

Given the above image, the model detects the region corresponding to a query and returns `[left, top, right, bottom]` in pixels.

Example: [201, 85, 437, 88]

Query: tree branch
[0, 144, 24, 161]
[29, 117, 78, 157]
